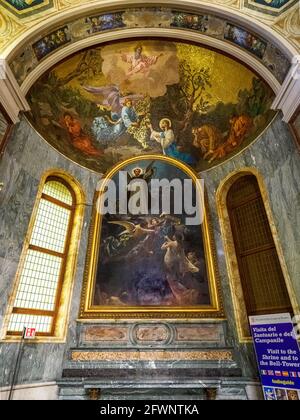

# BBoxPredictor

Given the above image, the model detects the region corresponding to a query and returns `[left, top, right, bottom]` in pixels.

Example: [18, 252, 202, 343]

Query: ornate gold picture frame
[79, 155, 224, 319]
[290, 105, 300, 150]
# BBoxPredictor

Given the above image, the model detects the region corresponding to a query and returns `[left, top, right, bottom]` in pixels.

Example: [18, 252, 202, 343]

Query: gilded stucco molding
[0, 168, 86, 343]
[273, 6, 300, 51]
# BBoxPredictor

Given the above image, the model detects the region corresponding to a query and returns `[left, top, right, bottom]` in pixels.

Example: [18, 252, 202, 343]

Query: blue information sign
[249, 313, 300, 400]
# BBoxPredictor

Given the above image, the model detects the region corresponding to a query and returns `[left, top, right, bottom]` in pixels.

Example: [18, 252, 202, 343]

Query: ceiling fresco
[26, 39, 276, 173]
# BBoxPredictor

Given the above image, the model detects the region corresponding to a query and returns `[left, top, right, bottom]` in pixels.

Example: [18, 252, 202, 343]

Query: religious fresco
[244, 0, 298, 17]
[224, 24, 267, 59]
[0, 108, 11, 156]
[171, 12, 209, 32]
[1, 2, 298, 63]
[27, 39, 276, 173]
[85, 12, 126, 34]
[253, 0, 291, 8]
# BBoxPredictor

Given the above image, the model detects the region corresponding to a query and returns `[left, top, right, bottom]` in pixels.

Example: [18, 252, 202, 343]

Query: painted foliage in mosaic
[26, 40, 275, 173]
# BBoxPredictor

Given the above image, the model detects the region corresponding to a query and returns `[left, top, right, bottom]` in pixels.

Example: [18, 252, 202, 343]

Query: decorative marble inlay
[71, 350, 233, 361]
[176, 325, 222, 342]
[83, 326, 128, 342]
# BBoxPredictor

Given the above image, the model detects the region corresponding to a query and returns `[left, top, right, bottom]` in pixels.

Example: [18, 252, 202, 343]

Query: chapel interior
[0, 0, 299, 401]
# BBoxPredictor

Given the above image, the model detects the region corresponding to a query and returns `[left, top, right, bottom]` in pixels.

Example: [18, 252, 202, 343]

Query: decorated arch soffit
[0, 1, 55, 19]
[0, 1, 299, 57]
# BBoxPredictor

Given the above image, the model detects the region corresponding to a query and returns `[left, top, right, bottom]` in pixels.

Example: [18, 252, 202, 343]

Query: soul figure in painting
[86, 86, 149, 148]
[161, 232, 201, 305]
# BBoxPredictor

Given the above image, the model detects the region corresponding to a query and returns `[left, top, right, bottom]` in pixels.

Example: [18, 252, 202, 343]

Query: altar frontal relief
[81, 157, 222, 318]
[27, 40, 275, 173]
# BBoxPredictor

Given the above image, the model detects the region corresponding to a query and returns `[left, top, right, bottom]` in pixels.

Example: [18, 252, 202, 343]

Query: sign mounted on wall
[250, 313, 300, 400]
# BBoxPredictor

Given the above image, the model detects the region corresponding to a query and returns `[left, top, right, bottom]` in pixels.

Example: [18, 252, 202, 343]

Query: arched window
[226, 175, 292, 317]
[6, 176, 77, 337]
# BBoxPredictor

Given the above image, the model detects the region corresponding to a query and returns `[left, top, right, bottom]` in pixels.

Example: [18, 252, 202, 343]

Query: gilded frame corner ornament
[79, 154, 225, 320]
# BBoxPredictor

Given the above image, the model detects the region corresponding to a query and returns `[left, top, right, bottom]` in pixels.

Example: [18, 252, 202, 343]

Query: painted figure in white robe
[149, 118, 175, 155]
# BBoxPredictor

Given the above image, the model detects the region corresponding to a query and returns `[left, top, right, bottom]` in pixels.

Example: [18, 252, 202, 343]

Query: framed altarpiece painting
[80, 155, 224, 319]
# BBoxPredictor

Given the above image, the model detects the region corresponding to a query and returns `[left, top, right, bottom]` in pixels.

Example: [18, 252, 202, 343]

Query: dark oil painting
[93, 159, 211, 307]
